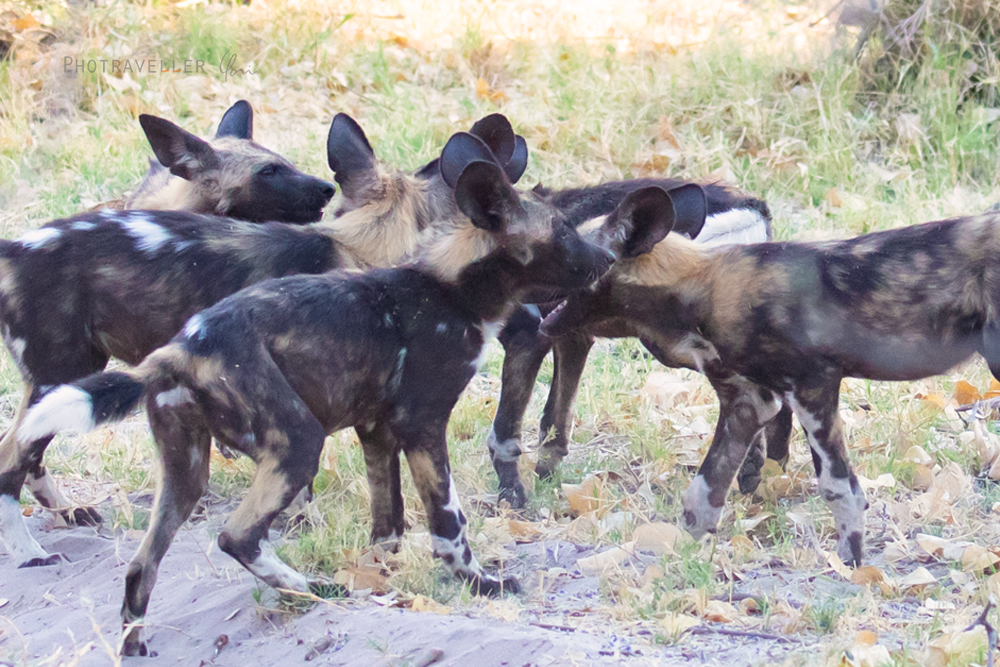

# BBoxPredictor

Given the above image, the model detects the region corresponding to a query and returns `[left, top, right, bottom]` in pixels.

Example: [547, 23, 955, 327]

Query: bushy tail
[17, 344, 187, 444]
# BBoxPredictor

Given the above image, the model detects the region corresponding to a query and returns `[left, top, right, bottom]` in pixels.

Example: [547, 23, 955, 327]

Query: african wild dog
[15, 130, 650, 657]
[487, 179, 792, 507]
[0, 113, 524, 569]
[126, 100, 335, 224]
[538, 209, 1000, 566]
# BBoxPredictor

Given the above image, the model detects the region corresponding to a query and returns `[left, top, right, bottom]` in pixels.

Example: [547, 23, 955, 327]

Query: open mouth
[539, 298, 581, 337]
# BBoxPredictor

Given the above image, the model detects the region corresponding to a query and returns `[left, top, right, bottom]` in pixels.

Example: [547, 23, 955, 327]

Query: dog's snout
[318, 181, 336, 201]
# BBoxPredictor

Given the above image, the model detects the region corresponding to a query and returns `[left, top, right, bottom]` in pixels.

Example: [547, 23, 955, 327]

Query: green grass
[7, 0, 1000, 663]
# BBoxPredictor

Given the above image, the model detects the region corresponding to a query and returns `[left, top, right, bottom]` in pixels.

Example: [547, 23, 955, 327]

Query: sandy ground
[0, 499, 825, 667]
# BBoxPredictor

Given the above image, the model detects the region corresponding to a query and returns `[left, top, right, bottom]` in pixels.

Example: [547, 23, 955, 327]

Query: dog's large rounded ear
[666, 183, 708, 240]
[215, 100, 254, 139]
[603, 186, 676, 258]
[469, 113, 516, 166]
[454, 160, 521, 233]
[327, 113, 377, 193]
[439, 131, 500, 189]
[140, 114, 221, 181]
[504, 135, 529, 183]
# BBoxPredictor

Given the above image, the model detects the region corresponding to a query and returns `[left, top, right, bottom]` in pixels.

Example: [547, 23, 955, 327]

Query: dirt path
[0, 506, 816, 666]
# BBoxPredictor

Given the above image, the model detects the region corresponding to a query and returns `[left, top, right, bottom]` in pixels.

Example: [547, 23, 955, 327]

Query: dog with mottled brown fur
[0, 113, 523, 569]
[541, 208, 1000, 566]
[124, 100, 335, 224]
[15, 130, 657, 657]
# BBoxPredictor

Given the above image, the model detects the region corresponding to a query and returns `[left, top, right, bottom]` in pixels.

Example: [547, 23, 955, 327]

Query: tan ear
[139, 115, 220, 181]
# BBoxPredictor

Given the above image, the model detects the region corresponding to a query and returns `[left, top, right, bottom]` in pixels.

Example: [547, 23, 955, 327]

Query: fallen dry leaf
[899, 566, 936, 592]
[410, 595, 451, 615]
[961, 544, 1000, 573]
[954, 380, 982, 405]
[660, 612, 700, 637]
[576, 541, 634, 575]
[850, 566, 885, 586]
[702, 600, 737, 623]
[903, 445, 933, 466]
[736, 512, 774, 533]
[633, 522, 682, 556]
[562, 474, 609, 517]
[927, 626, 988, 666]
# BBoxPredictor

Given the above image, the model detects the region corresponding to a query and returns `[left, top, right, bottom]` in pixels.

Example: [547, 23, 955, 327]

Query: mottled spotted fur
[542, 211, 1000, 566]
[17, 131, 633, 656]
[127, 100, 335, 224]
[0, 113, 523, 568]
[488, 179, 784, 507]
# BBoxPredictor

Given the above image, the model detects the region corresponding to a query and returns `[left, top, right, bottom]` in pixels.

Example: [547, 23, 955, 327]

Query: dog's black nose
[319, 181, 336, 200]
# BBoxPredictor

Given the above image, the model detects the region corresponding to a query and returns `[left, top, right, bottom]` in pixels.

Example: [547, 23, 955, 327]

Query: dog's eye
[258, 164, 282, 177]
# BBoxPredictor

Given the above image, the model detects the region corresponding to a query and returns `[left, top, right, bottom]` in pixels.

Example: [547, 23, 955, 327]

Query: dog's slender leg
[217, 409, 324, 594]
[357, 422, 405, 549]
[764, 401, 794, 464]
[120, 405, 211, 657]
[682, 376, 779, 538]
[492, 307, 550, 508]
[0, 384, 64, 567]
[786, 379, 867, 566]
[535, 332, 593, 480]
[735, 400, 794, 494]
[398, 423, 519, 596]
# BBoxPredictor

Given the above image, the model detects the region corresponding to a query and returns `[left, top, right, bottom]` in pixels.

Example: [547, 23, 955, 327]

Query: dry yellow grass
[3, 1, 1000, 665]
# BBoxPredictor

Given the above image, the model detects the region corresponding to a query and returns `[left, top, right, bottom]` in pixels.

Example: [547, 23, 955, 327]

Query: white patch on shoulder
[18, 227, 61, 250]
[183, 314, 205, 340]
[71, 220, 96, 231]
[470, 320, 503, 371]
[99, 208, 118, 219]
[696, 208, 769, 247]
[121, 213, 173, 254]
[0, 495, 50, 566]
[243, 540, 310, 592]
[155, 386, 194, 408]
[18, 385, 95, 444]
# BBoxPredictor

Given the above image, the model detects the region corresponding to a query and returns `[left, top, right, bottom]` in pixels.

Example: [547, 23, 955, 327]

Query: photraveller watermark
[62, 49, 257, 79]
[64, 57, 205, 75]
[219, 49, 255, 82]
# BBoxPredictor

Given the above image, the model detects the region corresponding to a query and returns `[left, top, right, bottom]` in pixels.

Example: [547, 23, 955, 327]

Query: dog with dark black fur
[0, 113, 523, 569]
[539, 208, 1000, 566]
[15, 131, 667, 657]
[487, 178, 786, 507]
[126, 100, 335, 224]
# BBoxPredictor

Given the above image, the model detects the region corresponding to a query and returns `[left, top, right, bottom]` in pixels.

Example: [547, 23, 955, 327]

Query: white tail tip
[19, 386, 95, 444]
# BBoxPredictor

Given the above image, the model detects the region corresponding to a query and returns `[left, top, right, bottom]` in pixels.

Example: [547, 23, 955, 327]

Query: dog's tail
[18, 344, 189, 444]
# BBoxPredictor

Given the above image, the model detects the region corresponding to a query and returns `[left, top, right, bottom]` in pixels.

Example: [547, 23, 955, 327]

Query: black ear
[327, 113, 377, 193]
[504, 135, 529, 183]
[139, 114, 220, 181]
[468, 113, 515, 166]
[453, 160, 522, 233]
[215, 100, 254, 139]
[666, 183, 708, 240]
[439, 132, 500, 190]
[605, 186, 676, 258]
